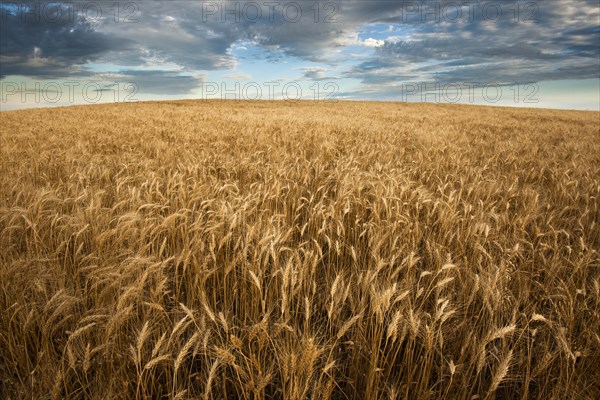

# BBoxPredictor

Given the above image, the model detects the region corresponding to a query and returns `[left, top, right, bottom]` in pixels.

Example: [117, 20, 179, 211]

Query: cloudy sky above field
[1, 0, 599, 109]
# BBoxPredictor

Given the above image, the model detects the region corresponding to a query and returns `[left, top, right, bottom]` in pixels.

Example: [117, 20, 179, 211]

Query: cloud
[0, 2, 136, 79]
[345, 0, 600, 87]
[362, 38, 384, 47]
[298, 67, 340, 81]
[1, 0, 598, 95]
[96, 70, 203, 95]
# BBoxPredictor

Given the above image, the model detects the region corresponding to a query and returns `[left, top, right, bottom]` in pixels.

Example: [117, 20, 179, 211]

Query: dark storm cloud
[345, 0, 600, 88]
[0, 1, 599, 89]
[0, 1, 137, 78]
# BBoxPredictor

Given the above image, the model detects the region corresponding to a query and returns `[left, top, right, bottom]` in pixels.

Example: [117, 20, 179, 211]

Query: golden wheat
[1, 100, 599, 399]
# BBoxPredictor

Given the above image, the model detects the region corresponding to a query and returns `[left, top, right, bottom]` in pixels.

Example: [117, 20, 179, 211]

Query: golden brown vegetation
[1, 100, 599, 399]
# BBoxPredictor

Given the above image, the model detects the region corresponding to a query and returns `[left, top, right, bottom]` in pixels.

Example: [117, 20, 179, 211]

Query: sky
[1, 0, 599, 110]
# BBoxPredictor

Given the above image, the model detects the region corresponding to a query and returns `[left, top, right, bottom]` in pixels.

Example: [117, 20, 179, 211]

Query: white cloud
[362, 38, 385, 48]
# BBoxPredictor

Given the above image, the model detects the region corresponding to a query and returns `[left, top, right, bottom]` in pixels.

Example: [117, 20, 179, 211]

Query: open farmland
[0, 100, 599, 399]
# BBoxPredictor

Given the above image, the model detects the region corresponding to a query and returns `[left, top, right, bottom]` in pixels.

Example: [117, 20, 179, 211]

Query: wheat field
[0, 100, 599, 399]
